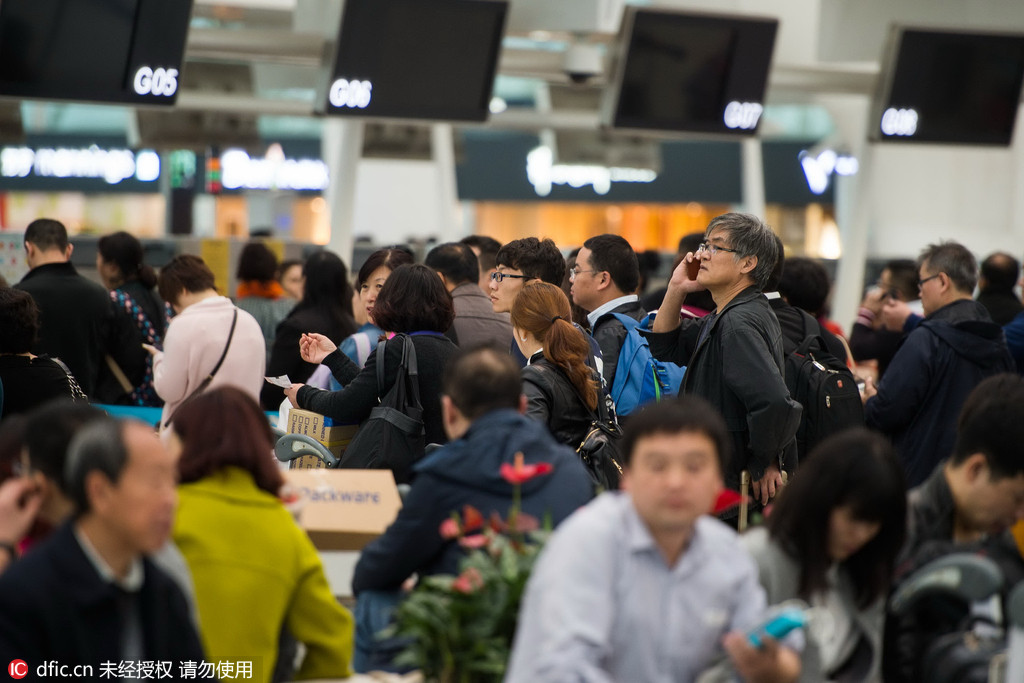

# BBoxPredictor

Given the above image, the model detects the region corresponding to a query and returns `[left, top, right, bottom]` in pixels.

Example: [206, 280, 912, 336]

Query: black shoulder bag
[537, 363, 623, 491]
[338, 334, 425, 484]
[576, 387, 624, 492]
[162, 308, 238, 429]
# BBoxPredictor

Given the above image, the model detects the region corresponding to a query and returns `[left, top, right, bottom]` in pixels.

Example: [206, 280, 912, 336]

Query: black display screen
[322, 0, 508, 122]
[609, 9, 778, 136]
[874, 28, 1024, 146]
[0, 0, 193, 105]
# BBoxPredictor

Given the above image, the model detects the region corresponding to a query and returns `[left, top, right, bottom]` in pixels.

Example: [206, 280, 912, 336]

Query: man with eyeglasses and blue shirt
[643, 213, 801, 523]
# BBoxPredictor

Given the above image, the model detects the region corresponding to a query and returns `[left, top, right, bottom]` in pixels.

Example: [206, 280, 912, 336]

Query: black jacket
[261, 305, 358, 409]
[642, 286, 801, 490]
[768, 296, 847, 362]
[0, 355, 82, 418]
[0, 523, 204, 675]
[865, 299, 1014, 487]
[591, 300, 647, 388]
[296, 333, 459, 447]
[976, 289, 1023, 327]
[16, 263, 144, 400]
[351, 409, 593, 593]
[521, 354, 595, 448]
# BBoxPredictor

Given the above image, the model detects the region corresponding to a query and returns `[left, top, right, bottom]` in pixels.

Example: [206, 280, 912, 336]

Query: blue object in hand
[747, 607, 807, 649]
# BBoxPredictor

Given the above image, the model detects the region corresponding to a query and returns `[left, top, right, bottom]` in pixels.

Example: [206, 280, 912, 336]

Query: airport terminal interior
[6, 1, 1024, 682]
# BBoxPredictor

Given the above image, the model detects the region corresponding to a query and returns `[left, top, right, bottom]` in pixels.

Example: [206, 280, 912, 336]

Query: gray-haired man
[644, 213, 801, 515]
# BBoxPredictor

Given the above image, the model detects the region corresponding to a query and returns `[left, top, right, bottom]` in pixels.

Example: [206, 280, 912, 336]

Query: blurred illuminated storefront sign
[0, 145, 160, 186]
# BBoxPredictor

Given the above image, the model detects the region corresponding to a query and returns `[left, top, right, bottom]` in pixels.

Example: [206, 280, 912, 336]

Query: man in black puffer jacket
[350, 347, 593, 672]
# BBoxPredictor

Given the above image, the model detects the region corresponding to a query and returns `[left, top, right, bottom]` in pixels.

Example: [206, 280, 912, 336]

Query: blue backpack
[606, 312, 686, 415]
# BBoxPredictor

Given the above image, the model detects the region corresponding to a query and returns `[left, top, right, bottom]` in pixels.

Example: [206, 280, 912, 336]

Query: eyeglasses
[697, 242, 739, 257]
[490, 271, 529, 283]
[917, 273, 941, 288]
[569, 268, 599, 281]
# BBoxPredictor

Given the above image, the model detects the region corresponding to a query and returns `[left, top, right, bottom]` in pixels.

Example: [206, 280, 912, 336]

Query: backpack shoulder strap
[607, 311, 642, 331]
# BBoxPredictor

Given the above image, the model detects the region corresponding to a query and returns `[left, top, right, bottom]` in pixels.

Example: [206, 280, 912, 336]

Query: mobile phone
[747, 607, 807, 648]
[686, 257, 701, 280]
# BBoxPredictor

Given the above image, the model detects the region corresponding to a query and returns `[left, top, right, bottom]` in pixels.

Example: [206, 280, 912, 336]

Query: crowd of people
[2, 214, 1024, 682]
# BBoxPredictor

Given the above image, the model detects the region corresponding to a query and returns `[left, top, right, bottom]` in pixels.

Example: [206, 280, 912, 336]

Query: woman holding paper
[284, 264, 459, 465]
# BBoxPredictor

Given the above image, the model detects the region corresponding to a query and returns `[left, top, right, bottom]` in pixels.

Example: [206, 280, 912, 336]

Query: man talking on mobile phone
[642, 213, 801, 521]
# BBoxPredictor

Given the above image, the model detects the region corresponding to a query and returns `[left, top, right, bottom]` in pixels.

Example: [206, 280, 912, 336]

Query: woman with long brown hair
[510, 281, 600, 447]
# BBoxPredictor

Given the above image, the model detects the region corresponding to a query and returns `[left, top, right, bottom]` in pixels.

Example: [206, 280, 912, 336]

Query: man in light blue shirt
[506, 397, 801, 683]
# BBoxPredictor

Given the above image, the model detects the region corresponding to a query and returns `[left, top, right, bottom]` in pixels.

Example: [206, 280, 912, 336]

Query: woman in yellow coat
[169, 386, 353, 682]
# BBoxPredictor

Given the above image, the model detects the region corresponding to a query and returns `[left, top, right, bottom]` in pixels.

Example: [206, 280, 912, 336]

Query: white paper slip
[265, 375, 293, 388]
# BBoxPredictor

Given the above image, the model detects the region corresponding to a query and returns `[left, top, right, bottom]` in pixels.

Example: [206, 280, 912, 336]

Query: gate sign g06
[133, 66, 179, 98]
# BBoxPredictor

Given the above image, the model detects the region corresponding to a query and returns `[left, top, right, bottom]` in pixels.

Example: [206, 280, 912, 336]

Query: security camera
[563, 43, 603, 84]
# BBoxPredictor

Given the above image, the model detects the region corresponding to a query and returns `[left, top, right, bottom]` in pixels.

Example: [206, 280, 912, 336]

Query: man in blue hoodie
[863, 242, 1015, 488]
[350, 346, 593, 672]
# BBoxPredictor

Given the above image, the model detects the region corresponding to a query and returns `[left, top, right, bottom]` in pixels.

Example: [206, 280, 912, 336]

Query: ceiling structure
[11, 0, 1024, 149]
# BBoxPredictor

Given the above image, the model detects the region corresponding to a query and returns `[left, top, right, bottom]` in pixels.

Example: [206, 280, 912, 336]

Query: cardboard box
[286, 409, 358, 469]
[284, 469, 403, 550]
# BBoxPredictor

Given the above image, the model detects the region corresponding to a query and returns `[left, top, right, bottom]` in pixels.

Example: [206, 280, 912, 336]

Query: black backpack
[338, 334, 425, 484]
[783, 312, 864, 459]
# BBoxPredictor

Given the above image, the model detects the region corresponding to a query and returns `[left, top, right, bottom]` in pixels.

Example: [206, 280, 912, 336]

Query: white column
[831, 144, 873, 332]
[322, 118, 364, 265]
[431, 123, 465, 241]
[741, 137, 766, 218]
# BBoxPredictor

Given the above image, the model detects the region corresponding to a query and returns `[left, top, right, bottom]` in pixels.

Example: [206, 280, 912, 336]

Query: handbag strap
[206, 308, 239, 381]
[374, 334, 423, 409]
[50, 356, 87, 401]
[162, 308, 238, 429]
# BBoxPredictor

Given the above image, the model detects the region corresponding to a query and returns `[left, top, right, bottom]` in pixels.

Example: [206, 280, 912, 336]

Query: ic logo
[8, 660, 28, 679]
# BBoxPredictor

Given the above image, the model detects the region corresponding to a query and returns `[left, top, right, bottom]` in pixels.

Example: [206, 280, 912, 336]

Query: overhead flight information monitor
[0, 0, 194, 106]
[606, 8, 778, 136]
[321, 0, 508, 122]
[872, 27, 1024, 146]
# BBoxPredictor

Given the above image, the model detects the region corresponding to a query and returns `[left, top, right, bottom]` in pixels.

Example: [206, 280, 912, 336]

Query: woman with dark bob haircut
[261, 250, 357, 410]
[740, 428, 906, 682]
[169, 386, 354, 681]
[285, 264, 458, 480]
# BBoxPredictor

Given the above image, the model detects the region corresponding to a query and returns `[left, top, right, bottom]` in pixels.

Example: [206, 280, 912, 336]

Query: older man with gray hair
[643, 213, 801, 520]
[0, 418, 205, 672]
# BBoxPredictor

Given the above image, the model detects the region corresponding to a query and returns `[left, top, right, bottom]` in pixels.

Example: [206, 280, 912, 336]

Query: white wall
[350, 158, 465, 246]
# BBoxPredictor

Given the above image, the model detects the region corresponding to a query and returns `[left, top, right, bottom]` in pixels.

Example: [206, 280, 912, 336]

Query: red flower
[488, 511, 507, 534]
[462, 505, 484, 532]
[458, 534, 489, 549]
[439, 517, 461, 540]
[711, 489, 748, 515]
[452, 567, 485, 594]
[511, 513, 539, 533]
[500, 452, 553, 485]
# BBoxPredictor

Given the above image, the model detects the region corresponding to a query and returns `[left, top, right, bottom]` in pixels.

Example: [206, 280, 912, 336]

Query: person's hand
[299, 333, 337, 365]
[141, 343, 160, 357]
[859, 286, 887, 317]
[861, 376, 878, 403]
[283, 383, 304, 407]
[0, 478, 43, 547]
[751, 463, 784, 506]
[666, 252, 707, 295]
[723, 632, 800, 683]
[881, 299, 912, 332]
